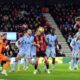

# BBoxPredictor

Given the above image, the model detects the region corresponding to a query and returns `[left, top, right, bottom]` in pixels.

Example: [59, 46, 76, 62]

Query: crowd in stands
[50, 3, 79, 45]
[0, 2, 50, 38]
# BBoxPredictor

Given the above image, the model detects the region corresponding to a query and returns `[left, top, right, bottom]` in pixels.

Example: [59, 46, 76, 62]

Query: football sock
[18, 60, 21, 69]
[45, 61, 49, 69]
[52, 58, 55, 70]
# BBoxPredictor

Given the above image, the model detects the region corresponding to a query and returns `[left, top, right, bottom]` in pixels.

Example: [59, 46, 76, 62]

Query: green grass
[0, 63, 80, 80]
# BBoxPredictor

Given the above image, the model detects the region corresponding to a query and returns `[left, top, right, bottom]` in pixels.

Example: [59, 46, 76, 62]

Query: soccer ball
[38, 27, 44, 33]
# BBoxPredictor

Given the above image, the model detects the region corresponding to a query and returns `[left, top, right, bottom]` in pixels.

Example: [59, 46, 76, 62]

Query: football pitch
[0, 63, 80, 80]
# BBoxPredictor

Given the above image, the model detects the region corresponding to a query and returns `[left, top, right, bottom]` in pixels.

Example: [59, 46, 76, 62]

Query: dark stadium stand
[50, 3, 79, 45]
[0, 3, 50, 38]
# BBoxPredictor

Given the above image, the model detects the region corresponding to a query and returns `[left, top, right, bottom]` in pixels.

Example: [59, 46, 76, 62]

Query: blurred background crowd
[50, 3, 80, 45]
[0, 1, 80, 57]
[0, 3, 50, 38]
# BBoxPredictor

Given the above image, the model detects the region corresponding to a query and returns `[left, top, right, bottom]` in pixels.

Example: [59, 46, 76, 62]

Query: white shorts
[18, 49, 31, 59]
[46, 47, 56, 58]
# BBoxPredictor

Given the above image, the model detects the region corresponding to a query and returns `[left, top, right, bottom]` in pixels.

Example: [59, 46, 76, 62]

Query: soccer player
[10, 29, 36, 72]
[69, 16, 80, 70]
[69, 36, 80, 70]
[34, 27, 50, 74]
[0, 34, 8, 70]
[46, 28, 58, 71]
[0, 34, 10, 76]
[23, 33, 36, 71]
